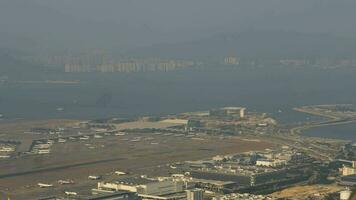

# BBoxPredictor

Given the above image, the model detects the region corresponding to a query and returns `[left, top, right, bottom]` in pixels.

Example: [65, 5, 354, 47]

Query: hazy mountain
[0, 0, 162, 54]
[36, 0, 356, 36]
[127, 30, 356, 59]
[0, 48, 36, 77]
[2, 0, 356, 56]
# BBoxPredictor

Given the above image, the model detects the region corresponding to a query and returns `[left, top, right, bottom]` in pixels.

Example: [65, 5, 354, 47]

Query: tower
[240, 108, 246, 118]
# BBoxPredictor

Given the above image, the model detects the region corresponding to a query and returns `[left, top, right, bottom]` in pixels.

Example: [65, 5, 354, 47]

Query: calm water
[1, 67, 356, 139]
[304, 122, 356, 141]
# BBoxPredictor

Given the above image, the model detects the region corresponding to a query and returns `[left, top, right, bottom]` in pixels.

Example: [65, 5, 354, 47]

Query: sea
[1, 66, 356, 140]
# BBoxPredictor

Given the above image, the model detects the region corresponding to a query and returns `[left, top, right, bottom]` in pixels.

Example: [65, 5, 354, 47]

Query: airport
[0, 105, 355, 199]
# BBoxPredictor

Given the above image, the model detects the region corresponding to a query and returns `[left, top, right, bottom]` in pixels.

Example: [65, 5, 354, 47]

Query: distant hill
[0, 49, 23, 72]
[127, 30, 356, 59]
[2, 1, 356, 64]
[0, 1, 174, 54]
[0, 48, 43, 77]
[2, 0, 356, 56]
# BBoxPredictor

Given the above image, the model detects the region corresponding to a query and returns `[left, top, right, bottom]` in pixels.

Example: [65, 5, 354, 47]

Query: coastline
[292, 106, 356, 141]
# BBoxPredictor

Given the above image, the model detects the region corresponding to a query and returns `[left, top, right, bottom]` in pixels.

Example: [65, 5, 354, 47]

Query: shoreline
[291, 106, 356, 140]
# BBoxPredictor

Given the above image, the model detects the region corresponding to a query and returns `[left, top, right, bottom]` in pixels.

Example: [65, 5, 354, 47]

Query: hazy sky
[33, 0, 356, 34]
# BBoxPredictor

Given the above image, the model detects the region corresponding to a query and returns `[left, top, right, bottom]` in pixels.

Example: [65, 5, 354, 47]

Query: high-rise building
[186, 189, 203, 200]
[240, 108, 245, 118]
[224, 56, 239, 65]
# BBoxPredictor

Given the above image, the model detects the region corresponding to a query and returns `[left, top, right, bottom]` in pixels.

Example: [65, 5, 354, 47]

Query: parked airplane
[37, 183, 54, 188]
[64, 191, 78, 196]
[58, 179, 74, 184]
[88, 175, 101, 180]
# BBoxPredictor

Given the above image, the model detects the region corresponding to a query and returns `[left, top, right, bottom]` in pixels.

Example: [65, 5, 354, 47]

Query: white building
[98, 177, 184, 196]
[340, 189, 352, 200]
[210, 107, 246, 118]
[341, 161, 356, 176]
[256, 159, 286, 167]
